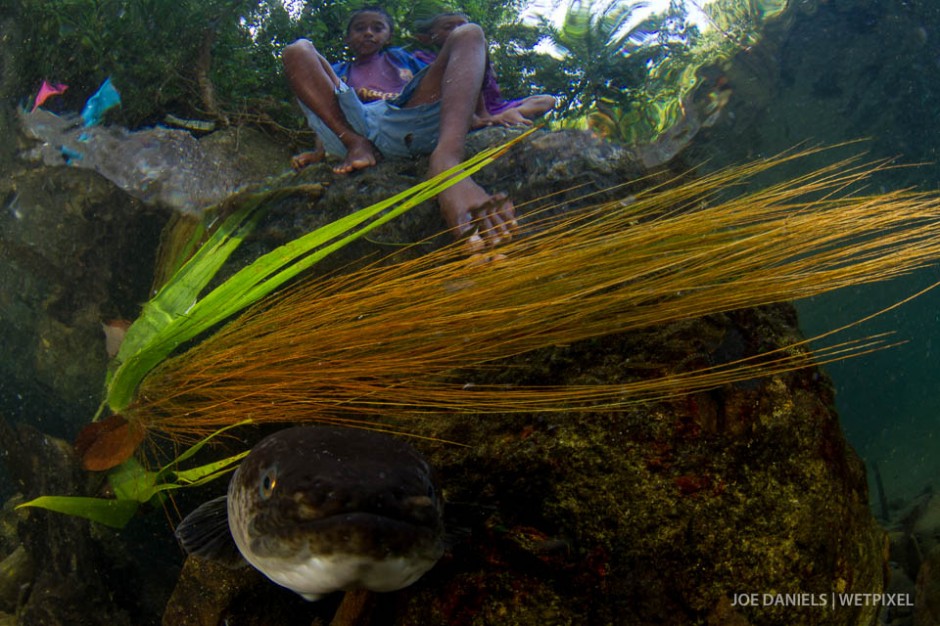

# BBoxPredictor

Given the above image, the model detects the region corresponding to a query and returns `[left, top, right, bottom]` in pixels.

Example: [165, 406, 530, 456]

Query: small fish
[176, 426, 444, 601]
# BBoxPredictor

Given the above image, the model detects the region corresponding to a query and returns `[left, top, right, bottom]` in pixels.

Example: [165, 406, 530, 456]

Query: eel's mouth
[287, 493, 437, 522]
[248, 510, 444, 560]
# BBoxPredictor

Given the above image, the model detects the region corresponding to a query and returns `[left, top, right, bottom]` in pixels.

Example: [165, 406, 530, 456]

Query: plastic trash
[81, 77, 121, 127]
[31, 81, 68, 112]
[60, 146, 83, 164]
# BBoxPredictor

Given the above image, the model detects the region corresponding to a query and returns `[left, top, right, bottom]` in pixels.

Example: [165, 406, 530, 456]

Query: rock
[163, 558, 266, 626]
[916, 546, 940, 626]
[0, 545, 32, 612]
[0, 416, 132, 625]
[18, 110, 293, 215]
[0, 38, 891, 623]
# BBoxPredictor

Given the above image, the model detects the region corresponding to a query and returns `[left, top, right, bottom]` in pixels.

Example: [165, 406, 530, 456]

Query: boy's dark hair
[346, 6, 395, 35]
[413, 11, 468, 35]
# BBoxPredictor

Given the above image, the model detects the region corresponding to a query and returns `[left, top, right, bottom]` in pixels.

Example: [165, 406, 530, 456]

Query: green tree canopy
[4, 0, 784, 145]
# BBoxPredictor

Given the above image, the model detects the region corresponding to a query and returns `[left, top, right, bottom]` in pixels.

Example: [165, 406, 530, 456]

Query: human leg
[282, 39, 378, 174]
[290, 135, 326, 172]
[404, 24, 517, 249]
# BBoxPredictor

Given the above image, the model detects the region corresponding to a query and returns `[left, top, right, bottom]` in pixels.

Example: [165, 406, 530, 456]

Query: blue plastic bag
[81, 77, 121, 127]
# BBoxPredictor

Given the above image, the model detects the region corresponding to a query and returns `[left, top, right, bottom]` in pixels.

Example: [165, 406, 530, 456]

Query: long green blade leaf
[156, 450, 249, 490]
[17, 496, 139, 529]
[106, 130, 533, 414]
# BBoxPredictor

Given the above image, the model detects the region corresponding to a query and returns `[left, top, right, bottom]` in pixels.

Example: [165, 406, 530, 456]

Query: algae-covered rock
[0, 57, 888, 625]
[386, 306, 885, 625]
[162, 307, 885, 626]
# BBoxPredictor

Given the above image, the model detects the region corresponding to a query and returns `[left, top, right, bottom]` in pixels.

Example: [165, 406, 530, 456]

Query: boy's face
[346, 11, 392, 57]
[428, 15, 469, 45]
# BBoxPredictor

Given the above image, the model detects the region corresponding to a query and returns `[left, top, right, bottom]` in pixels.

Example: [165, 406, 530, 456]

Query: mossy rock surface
[0, 62, 886, 625]
[164, 306, 885, 626]
[391, 306, 885, 625]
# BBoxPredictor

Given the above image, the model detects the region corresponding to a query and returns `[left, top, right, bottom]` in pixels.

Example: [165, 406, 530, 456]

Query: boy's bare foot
[334, 136, 379, 174]
[291, 149, 325, 171]
[429, 155, 517, 252]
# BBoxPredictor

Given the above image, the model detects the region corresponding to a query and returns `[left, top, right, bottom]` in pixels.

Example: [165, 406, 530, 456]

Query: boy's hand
[489, 108, 532, 127]
[473, 109, 531, 129]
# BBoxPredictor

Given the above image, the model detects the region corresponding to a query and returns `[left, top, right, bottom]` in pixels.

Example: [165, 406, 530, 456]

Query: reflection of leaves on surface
[508, 0, 792, 146]
[537, 0, 662, 117]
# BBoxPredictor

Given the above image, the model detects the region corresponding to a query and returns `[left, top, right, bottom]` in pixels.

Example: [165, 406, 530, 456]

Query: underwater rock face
[163, 308, 885, 625]
[0, 161, 167, 432]
[0, 91, 886, 624]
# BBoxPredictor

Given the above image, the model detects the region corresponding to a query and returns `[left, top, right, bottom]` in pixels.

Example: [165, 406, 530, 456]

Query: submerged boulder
[160, 307, 885, 626]
[0, 103, 886, 624]
[397, 307, 885, 625]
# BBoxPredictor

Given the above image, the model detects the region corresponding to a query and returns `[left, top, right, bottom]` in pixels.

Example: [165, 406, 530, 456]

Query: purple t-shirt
[333, 48, 425, 102]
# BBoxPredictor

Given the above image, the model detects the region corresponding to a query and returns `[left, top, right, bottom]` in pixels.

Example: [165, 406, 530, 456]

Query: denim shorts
[299, 69, 442, 159]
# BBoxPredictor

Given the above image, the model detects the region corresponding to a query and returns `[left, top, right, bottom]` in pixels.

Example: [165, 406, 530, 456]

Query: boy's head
[345, 6, 395, 57]
[414, 12, 469, 48]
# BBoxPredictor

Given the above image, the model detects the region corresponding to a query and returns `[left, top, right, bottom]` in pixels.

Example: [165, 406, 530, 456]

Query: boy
[283, 7, 515, 251]
[414, 12, 555, 127]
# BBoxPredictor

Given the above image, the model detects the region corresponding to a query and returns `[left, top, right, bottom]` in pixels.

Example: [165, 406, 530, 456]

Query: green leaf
[157, 450, 250, 490]
[109, 457, 160, 503]
[18, 420, 256, 528]
[104, 196, 268, 411]
[16, 496, 139, 529]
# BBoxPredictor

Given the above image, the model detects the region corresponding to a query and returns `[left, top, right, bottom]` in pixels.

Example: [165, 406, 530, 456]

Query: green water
[1, 0, 940, 622]
[699, 0, 940, 506]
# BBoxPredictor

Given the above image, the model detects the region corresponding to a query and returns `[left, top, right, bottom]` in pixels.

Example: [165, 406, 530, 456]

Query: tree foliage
[5, 0, 524, 130]
[7, 0, 295, 127]
[4, 0, 772, 145]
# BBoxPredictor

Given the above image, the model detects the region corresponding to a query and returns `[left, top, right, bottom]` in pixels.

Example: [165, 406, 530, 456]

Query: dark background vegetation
[2, 0, 703, 142]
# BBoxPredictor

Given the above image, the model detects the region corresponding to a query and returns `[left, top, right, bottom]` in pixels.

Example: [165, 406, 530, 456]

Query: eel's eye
[259, 467, 278, 499]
